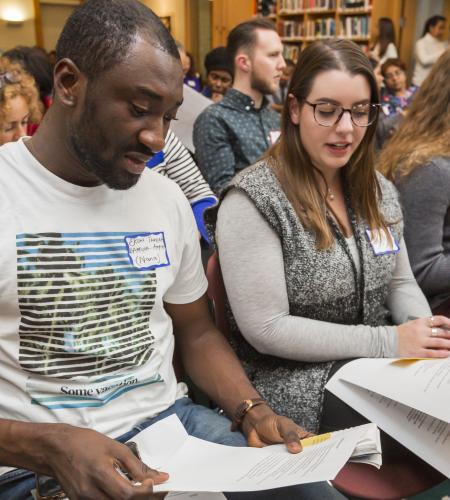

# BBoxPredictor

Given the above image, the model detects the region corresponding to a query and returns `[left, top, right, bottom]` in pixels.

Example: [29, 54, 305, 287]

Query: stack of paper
[128, 414, 381, 493]
[325, 358, 450, 477]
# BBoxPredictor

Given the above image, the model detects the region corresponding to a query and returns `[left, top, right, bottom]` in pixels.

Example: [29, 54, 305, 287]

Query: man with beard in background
[194, 19, 285, 193]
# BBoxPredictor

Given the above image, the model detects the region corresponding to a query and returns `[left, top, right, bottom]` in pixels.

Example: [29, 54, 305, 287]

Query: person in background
[206, 39, 449, 452]
[3, 46, 54, 111]
[412, 15, 448, 86]
[177, 42, 202, 92]
[270, 58, 295, 113]
[378, 49, 450, 313]
[380, 58, 418, 117]
[0, 57, 42, 145]
[194, 19, 285, 193]
[202, 46, 233, 103]
[146, 129, 217, 243]
[368, 17, 398, 69]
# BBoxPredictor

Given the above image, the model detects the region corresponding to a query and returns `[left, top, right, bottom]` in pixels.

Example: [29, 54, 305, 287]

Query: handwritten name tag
[365, 227, 399, 256]
[125, 232, 170, 270]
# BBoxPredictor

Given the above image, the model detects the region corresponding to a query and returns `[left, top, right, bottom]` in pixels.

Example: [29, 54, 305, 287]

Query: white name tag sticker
[269, 130, 281, 145]
[365, 227, 400, 256]
[125, 232, 170, 270]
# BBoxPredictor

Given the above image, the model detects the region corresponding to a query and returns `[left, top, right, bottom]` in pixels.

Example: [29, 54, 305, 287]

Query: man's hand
[43, 424, 168, 499]
[241, 404, 313, 454]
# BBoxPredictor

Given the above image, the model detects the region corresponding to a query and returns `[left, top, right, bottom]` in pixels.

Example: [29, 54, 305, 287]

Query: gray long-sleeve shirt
[397, 156, 450, 307]
[216, 189, 431, 362]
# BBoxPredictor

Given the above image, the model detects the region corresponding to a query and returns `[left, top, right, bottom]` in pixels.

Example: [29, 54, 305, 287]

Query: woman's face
[289, 69, 371, 177]
[0, 94, 30, 145]
[430, 20, 446, 40]
[383, 64, 407, 93]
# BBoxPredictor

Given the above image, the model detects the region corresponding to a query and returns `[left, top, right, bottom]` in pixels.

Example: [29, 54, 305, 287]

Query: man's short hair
[56, 0, 179, 80]
[381, 58, 406, 78]
[227, 18, 277, 65]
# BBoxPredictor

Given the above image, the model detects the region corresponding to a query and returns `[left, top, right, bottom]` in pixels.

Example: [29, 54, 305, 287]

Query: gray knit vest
[206, 160, 403, 432]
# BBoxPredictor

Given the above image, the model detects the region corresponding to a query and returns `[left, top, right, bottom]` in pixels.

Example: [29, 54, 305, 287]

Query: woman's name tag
[365, 227, 399, 256]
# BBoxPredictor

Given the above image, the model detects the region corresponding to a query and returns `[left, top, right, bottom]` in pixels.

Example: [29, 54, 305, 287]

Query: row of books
[279, 0, 336, 12]
[278, 18, 337, 38]
[340, 15, 370, 37]
[341, 0, 371, 9]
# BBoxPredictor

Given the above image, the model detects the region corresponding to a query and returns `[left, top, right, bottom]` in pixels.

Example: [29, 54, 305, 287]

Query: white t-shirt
[0, 140, 207, 446]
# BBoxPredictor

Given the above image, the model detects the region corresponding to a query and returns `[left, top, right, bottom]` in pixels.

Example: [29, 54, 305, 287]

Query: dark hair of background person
[204, 46, 234, 77]
[377, 49, 450, 181]
[374, 17, 396, 58]
[380, 58, 406, 78]
[226, 18, 277, 65]
[422, 15, 446, 37]
[55, 0, 179, 81]
[3, 46, 53, 100]
[267, 39, 385, 250]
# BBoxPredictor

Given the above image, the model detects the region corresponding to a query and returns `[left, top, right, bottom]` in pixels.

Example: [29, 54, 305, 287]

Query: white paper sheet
[128, 414, 373, 493]
[332, 358, 450, 423]
[326, 375, 450, 477]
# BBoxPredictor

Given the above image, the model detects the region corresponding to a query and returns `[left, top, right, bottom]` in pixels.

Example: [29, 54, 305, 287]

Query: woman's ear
[288, 93, 300, 125]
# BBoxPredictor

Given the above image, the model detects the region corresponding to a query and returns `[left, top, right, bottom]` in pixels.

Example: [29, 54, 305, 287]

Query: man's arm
[193, 110, 238, 193]
[0, 419, 166, 498]
[165, 295, 311, 451]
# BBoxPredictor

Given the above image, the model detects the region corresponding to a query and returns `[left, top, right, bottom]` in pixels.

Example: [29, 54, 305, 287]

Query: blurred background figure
[378, 49, 450, 312]
[0, 57, 42, 145]
[3, 46, 53, 111]
[202, 46, 233, 102]
[380, 58, 418, 116]
[368, 17, 398, 70]
[270, 58, 295, 113]
[412, 15, 448, 86]
[176, 41, 202, 92]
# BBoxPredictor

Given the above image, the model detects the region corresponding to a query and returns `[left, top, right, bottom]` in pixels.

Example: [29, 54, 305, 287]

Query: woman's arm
[216, 189, 398, 362]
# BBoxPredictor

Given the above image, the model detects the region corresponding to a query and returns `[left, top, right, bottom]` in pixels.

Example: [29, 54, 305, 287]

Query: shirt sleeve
[415, 38, 445, 67]
[399, 160, 450, 298]
[162, 130, 216, 205]
[193, 108, 238, 194]
[163, 192, 208, 304]
[216, 189, 399, 362]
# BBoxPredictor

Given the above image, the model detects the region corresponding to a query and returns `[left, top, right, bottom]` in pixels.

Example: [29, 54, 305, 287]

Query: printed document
[128, 414, 379, 493]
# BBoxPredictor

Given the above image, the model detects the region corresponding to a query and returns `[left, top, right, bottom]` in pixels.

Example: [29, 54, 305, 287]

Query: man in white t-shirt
[0, 1, 346, 500]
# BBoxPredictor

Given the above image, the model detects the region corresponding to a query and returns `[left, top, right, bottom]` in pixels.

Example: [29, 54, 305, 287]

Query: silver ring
[431, 327, 439, 337]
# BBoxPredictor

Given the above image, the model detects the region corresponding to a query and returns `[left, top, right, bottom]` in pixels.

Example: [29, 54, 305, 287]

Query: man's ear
[234, 52, 251, 73]
[53, 58, 86, 107]
[288, 93, 300, 124]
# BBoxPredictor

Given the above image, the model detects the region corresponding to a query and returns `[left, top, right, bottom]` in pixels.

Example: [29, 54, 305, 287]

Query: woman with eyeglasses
[378, 49, 450, 316]
[0, 57, 42, 145]
[206, 39, 450, 442]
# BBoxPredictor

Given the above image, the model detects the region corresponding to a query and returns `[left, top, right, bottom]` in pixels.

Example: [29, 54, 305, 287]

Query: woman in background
[369, 17, 398, 68]
[378, 49, 450, 313]
[0, 57, 42, 145]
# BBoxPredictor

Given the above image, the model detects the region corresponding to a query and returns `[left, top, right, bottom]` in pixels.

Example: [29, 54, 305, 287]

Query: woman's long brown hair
[377, 49, 450, 182]
[266, 39, 385, 249]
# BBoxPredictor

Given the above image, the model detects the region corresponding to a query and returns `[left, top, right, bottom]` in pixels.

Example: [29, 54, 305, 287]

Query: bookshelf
[258, 0, 373, 61]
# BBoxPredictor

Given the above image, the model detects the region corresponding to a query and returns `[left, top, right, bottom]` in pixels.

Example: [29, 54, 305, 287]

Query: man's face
[68, 37, 183, 190]
[383, 64, 407, 93]
[206, 69, 233, 95]
[249, 29, 286, 95]
[280, 64, 294, 88]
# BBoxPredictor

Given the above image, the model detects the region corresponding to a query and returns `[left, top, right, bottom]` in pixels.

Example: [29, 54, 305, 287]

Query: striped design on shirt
[16, 232, 157, 379]
[153, 129, 216, 205]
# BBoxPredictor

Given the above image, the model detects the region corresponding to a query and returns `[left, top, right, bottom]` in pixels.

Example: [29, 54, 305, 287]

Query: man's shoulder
[140, 168, 189, 207]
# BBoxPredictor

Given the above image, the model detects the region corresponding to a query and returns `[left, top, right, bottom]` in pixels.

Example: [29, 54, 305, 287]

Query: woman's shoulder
[232, 159, 277, 189]
[375, 170, 399, 199]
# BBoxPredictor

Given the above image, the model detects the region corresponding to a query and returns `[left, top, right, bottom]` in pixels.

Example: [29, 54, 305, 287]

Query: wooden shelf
[338, 7, 372, 15]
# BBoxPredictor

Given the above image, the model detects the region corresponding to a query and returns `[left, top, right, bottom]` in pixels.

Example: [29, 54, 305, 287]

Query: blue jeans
[0, 397, 345, 499]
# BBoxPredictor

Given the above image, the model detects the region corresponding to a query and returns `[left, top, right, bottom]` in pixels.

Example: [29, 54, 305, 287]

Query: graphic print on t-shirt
[16, 231, 167, 408]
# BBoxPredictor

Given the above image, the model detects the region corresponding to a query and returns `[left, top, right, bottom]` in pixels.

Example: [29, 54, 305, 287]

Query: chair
[206, 251, 230, 337]
[205, 252, 447, 499]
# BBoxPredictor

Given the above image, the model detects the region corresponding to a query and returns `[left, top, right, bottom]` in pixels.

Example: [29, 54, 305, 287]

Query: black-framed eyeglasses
[304, 100, 380, 127]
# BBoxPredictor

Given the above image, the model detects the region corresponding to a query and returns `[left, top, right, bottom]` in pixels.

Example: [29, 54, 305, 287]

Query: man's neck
[232, 75, 264, 109]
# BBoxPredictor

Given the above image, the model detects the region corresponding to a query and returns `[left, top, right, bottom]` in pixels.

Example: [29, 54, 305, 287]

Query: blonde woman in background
[378, 49, 450, 313]
[0, 57, 42, 145]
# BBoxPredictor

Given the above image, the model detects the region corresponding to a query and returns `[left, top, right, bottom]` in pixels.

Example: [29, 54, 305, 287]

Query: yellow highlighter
[300, 432, 332, 448]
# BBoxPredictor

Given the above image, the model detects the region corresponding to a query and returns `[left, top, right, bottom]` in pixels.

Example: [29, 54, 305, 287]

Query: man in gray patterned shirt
[193, 19, 285, 193]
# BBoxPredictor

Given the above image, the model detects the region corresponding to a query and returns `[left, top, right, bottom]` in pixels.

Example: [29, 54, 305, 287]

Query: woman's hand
[397, 315, 450, 358]
[241, 404, 313, 454]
